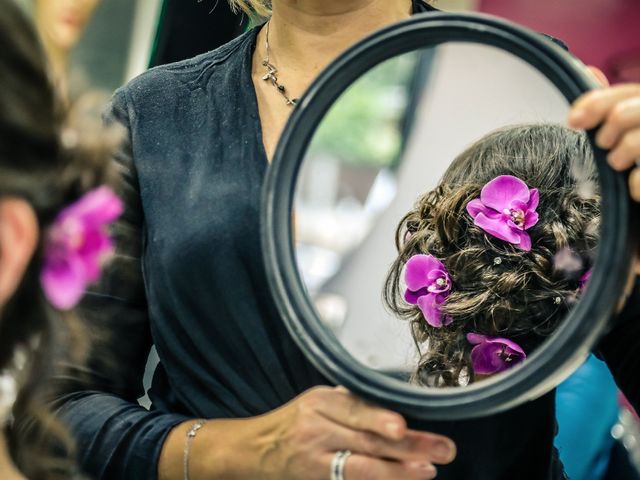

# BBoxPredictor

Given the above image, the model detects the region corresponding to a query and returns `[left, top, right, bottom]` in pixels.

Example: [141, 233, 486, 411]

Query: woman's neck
[252, 0, 414, 160]
[263, 0, 413, 83]
[44, 45, 68, 81]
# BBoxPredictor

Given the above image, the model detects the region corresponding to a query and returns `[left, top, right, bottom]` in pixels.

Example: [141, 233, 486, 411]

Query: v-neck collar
[245, 1, 439, 166]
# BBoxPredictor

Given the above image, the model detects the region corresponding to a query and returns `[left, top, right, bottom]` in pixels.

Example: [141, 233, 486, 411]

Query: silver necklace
[262, 22, 298, 107]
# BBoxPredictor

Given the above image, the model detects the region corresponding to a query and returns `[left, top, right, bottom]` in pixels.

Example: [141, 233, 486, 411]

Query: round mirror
[262, 13, 634, 420]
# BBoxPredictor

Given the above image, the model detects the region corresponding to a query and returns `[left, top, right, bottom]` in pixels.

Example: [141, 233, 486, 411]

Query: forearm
[159, 416, 277, 480]
[53, 391, 187, 480]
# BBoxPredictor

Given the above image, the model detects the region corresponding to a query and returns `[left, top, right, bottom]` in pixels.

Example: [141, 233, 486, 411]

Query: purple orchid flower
[467, 333, 526, 375]
[40, 186, 123, 310]
[466, 175, 539, 252]
[404, 254, 452, 328]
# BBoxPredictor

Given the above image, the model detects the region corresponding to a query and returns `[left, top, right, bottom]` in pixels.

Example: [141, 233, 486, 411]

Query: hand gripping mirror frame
[261, 12, 635, 421]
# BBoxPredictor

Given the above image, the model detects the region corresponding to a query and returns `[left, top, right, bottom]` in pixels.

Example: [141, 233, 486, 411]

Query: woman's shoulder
[117, 28, 258, 107]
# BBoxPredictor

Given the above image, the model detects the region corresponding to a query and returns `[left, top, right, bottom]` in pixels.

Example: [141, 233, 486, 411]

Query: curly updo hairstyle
[0, 0, 117, 477]
[384, 124, 599, 387]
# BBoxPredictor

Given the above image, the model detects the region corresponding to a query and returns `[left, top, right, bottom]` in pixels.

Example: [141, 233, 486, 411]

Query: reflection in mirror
[294, 43, 599, 389]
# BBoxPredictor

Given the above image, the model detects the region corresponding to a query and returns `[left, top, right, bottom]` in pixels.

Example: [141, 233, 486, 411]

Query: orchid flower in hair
[467, 333, 526, 375]
[466, 175, 539, 251]
[40, 186, 123, 310]
[404, 254, 452, 328]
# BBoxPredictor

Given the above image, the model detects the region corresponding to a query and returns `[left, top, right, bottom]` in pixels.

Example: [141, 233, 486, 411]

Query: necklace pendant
[263, 21, 298, 108]
[263, 61, 278, 75]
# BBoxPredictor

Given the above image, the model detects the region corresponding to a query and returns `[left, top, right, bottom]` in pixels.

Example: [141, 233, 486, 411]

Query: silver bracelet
[183, 420, 206, 480]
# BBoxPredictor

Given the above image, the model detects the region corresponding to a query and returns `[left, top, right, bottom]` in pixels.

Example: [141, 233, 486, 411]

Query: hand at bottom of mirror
[159, 386, 456, 480]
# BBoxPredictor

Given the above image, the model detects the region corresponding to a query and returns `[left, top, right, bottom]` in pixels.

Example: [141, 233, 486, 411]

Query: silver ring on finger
[330, 450, 352, 480]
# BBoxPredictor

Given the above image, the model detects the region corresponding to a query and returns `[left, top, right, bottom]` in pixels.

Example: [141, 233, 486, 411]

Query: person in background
[0, 0, 120, 478]
[33, 0, 101, 91]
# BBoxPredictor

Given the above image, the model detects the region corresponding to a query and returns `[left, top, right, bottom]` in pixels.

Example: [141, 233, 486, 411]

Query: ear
[0, 198, 39, 307]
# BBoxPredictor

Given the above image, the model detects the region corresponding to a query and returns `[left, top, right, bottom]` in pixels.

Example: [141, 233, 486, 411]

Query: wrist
[159, 410, 284, 480]
[184, 420, 206, 480]
[191, 416, 280, 480]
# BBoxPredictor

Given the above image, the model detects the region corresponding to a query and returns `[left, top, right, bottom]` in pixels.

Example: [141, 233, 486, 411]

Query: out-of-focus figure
[0, 1, 119, 478]
[33, 0, 101, 89]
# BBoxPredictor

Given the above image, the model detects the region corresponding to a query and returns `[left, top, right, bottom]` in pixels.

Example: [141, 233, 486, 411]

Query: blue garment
[556, 355, 619, 480]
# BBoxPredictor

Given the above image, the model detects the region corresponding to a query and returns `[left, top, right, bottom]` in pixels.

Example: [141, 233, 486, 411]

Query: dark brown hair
[384, 124, 599, 387]
[0, 0, 116, 477]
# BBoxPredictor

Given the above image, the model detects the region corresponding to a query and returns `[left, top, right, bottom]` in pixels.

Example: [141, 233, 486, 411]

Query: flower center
[427, 274, 450, 294]
[504, 208, 525, 229]
[498, 346, 515, 362]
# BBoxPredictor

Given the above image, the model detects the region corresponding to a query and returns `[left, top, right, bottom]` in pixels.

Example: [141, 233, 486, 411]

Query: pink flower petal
[78, 228, 109, 255]
[466, 333, 488, 345]
[59, 186, 123, 226]
[473, 213, 521, 244]
[417, 293, 444, 328]
[480, 176, 531, 212]
[481, 336, 526, 354]
[404, 255, 446, 291]
[467, 334, 526, 375]
[466, 199, 486, 219]
[517, 232, 532, 252]
[404, 287, 429, 305]
[40, 255, 89, 310]
[523, 211, 539, 229]
[41, 186, 122, 310]
[528, 188, 540, 211]
[470, 344, 500, 374]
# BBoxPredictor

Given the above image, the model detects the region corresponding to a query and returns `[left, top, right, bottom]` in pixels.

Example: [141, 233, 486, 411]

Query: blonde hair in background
[227, 0, 271, 17]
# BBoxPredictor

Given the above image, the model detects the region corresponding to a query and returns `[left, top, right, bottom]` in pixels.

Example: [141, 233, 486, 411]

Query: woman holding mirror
[50, 1, 640, 480]
[53, 2, 456, 480]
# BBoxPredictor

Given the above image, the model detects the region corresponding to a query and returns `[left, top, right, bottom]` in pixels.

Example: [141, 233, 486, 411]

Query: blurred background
[27, 0, 639, 93]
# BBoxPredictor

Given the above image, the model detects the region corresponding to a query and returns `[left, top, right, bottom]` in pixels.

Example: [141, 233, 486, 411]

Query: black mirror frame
[261, 12, 634, 420]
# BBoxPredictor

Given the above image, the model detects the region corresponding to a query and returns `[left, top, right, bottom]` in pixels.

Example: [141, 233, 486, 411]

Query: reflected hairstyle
[384, 124, 599, 387]
[0, 0, 115, 477]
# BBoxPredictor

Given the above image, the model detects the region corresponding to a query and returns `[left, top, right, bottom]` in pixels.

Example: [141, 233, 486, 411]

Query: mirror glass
[294, 42, 599, 389]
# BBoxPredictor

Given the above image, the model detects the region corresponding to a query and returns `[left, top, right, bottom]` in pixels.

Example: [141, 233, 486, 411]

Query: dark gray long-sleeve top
[52, 23, 329, 480]
[50, 2, 640, 479]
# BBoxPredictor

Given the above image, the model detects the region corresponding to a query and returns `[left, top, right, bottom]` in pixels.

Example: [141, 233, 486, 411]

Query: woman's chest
[131, 99, 268, 266]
